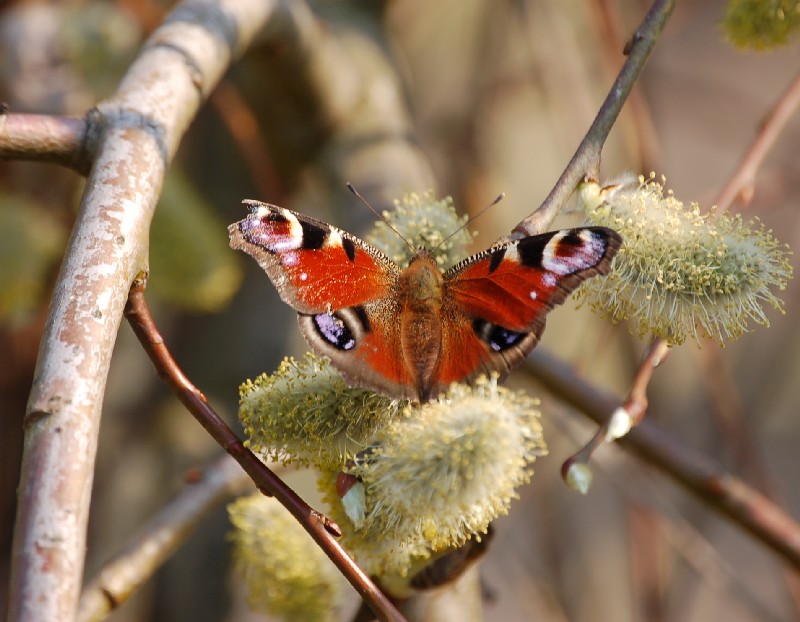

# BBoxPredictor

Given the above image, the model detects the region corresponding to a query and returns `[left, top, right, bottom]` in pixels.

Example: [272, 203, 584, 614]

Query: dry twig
[124, 283, 405, 622]
[715, 70, 800, 211]
[527, 347, 800, 570]
[562, 338, 670, 485]
[77, 454, 253, 622]
[515, 0, 675, 236]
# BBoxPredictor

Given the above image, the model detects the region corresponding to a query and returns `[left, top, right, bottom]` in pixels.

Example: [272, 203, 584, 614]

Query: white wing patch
[325, 228, 344, 249]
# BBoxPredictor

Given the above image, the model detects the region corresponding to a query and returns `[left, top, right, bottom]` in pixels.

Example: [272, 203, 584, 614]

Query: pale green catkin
[228, 494, 341, 622]
[238, 353, 399, 470]
[319, 377, 546, 578]
[578, 174, 792, 345]
[723, 0, 800, 50]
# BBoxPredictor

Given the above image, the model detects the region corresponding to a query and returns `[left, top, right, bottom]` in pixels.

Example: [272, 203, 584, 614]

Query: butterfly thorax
[398, 252, 445, 400]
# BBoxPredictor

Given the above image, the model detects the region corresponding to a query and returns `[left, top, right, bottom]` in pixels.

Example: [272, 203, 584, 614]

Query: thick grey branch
[7, 2, 275, 621]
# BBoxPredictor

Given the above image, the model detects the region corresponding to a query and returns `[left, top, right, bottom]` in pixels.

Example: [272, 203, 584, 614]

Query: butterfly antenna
[434, 193, 506, 250]
[346, 183, 416, 254]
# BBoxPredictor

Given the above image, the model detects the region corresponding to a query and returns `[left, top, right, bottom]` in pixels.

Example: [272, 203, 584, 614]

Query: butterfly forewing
[445, 228, 620, 330]
[228, 201, 399, 314]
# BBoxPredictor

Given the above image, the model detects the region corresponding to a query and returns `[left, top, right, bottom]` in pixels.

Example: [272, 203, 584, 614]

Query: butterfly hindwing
[298, 297, 420, 400]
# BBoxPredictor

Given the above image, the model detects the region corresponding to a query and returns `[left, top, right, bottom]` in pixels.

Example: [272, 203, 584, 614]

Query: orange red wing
[228, 201, 398, 314]
[435, 228, 622, 388]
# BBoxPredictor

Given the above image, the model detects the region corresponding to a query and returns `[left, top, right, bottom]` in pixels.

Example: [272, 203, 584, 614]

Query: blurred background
[1, 0, 799, 620]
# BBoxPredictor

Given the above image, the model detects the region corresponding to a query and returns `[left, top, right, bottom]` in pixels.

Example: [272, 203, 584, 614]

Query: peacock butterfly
[229, 200, 621, 402]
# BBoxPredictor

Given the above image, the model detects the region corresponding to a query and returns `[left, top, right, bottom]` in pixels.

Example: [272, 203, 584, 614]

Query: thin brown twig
[526, 347, 800, 570]
[622, 337, 669, 426]
[623, 337, 671, 427]
[78, 454, 254, 622]
[591, 0, 661, 173]
[515, 0, 675, 236]
[562, 337, 670, 484]
[124, 282, 406, 622]
[715, 70, 800, 211]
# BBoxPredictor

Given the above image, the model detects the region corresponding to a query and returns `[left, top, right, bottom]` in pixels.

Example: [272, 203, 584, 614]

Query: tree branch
[526, 348, 800, 570]
[8, 2, 277, 620]
[562, 338, 670, 485]
[715, 70, 800, 211]
[515, 0, 675, 236]
[123, 283, 405, 622]
[0, 112, 92, 174]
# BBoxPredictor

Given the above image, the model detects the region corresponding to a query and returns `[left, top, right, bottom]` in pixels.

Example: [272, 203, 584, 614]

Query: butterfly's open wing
[229, 201, 415, 397]
[229, 201, 399, 312]
[436, 227, 621, 389]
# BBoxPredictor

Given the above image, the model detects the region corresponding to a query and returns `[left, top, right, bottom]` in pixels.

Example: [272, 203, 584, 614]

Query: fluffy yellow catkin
[319, 377, 546, 578]
[723, 0, 800, 50]
[228, 494, 341, 622]
[367, 191, 473, 266]
[238, 353, 399, 470]
[577, 174, 792, 345]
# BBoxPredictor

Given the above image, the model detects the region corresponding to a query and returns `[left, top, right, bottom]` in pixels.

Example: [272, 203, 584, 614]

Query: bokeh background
[2, 1, 799, 620]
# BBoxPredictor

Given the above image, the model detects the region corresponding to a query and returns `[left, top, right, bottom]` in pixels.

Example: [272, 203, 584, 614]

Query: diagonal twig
[515, 0, 675, 236]
[527, 347, 800, 570]
[124, 282, 406, 622]
[562, 337, 670, 488]
[77, 454, 254, 622]
[715, 70, 800, 212]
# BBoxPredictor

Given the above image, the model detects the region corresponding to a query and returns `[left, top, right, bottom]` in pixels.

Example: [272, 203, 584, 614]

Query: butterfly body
[229, 200, 621, 401]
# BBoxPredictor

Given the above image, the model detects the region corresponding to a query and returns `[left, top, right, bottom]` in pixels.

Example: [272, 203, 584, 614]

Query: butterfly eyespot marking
[311, 312, 356, 350]
[514, 229, 609, 276]
[473, 318, 528, 352]
[239, 206, 305, 253]
[541, 230, 608, 275]
[303, 306, 372, 353]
